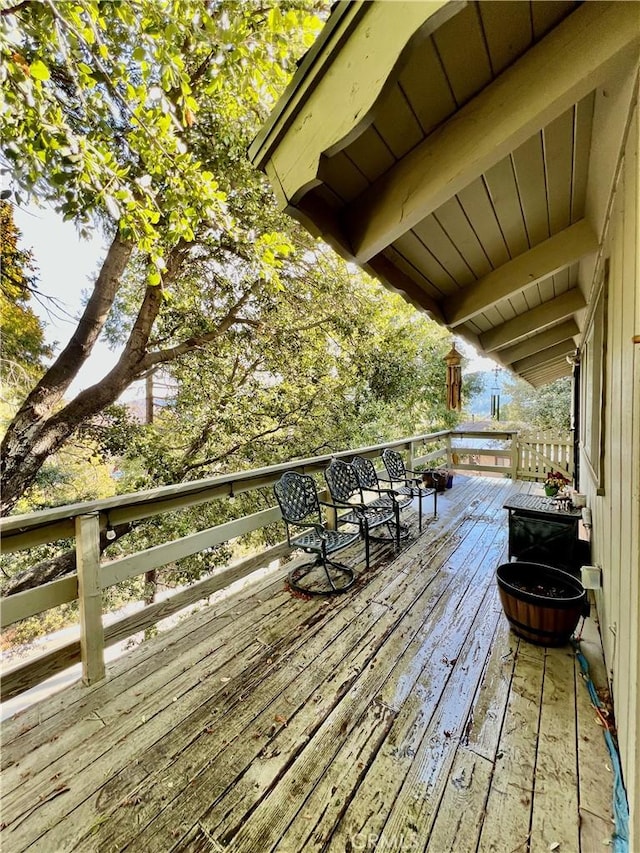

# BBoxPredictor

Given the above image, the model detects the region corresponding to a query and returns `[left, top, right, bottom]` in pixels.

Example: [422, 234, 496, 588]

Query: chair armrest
[288, 519, 329, 539]
[321, 497, 366, 513]
[363, 485, 398, 498]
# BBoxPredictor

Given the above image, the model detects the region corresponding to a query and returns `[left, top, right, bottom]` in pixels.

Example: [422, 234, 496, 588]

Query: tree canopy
[0, 0, 324, 513]
[0, 1, 470, 603]
[502, 376, 572, 431]
[0, 200, 52, 390]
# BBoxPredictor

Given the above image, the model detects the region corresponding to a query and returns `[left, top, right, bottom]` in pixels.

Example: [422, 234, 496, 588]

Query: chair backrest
[325, 458, 361, 504]
[351, 455, 379, 490]
[382, 448, 407, 481]
[274, 471, 322, 526]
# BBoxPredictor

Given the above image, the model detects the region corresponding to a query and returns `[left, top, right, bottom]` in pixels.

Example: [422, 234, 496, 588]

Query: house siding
[581, 93, 639, 845]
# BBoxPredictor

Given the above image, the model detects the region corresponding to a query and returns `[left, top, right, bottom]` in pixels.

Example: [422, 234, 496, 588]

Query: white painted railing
[0, 428, 572, 699]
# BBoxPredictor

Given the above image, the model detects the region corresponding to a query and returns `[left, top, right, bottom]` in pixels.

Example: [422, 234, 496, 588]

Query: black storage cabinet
[503, 494, 588, 575]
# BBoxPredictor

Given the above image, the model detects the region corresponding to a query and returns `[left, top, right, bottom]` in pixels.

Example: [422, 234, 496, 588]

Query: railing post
[76, 512, 105, 685]
[510, 432, 519, 481]
[445, 432, 452, 468]
[408, 440, 416, 471]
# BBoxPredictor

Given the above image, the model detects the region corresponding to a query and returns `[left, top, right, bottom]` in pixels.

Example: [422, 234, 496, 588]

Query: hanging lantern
[444, 343, 463, 411]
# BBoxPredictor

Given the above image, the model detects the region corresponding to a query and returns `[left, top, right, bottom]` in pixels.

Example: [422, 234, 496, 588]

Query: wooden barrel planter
[496, 562, 589, 646]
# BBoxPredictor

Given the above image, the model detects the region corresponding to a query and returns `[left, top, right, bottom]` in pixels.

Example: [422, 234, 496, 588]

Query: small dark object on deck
[421, 470, 447, 492]
[496, 562, 589, 646]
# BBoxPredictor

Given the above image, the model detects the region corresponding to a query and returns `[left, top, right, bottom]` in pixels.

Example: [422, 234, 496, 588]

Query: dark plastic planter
[496, 562, 589, 646]
[422, 470, 447, 493]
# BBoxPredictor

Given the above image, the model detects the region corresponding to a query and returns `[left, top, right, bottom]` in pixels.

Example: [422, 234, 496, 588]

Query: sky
[13, 203, 146, 403]
[12, 203, 497, 407]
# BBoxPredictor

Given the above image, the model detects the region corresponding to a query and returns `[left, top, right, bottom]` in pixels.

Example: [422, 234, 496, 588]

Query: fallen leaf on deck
[274, 715, 288, 726]
[220, 677, 231, 683]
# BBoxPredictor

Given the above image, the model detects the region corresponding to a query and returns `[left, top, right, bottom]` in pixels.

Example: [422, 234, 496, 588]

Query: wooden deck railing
[0, 428, 572, 701]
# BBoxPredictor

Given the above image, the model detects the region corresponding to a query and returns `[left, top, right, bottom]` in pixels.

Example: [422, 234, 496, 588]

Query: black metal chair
[380, 448, 437, 531]
[274, 471, 358, 595]
[324, 458, 397, 565]
[351, 454, 412, 547]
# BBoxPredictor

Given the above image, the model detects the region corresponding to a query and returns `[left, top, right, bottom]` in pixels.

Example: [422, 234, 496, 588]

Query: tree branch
[140, 284, 257, 370]
[0, 1, 30, 16]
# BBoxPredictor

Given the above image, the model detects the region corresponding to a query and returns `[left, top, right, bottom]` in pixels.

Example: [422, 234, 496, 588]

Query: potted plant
[544, 470, 570, 497]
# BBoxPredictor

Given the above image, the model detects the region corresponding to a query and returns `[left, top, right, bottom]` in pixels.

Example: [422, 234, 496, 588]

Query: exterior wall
[580, 92, 639, 843]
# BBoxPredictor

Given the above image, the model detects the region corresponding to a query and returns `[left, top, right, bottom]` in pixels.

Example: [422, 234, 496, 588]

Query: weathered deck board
[103, 507, 498, 850]
[475, 640, 546, 852]
[8, 488, 462, 850]
[0, 475, 615, 853]
[530, 645, 580, 852]
[575, 612, 616, 851]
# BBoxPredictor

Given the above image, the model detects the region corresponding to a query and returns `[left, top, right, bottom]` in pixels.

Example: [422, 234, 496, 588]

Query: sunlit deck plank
[576, 613, 617, 850]
[531, 645, 581, 852]
[427, 617, 517, 853]
[103, 490, 500, 851]
[5, 483, 466, 851]
[0, 475, 615, 853]
[477, 642, 546, 851]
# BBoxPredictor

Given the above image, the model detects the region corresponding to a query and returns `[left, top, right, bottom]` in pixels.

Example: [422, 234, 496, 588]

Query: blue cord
[573, 639, 629, 853]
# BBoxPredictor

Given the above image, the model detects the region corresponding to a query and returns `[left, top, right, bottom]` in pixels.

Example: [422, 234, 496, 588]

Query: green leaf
[29, 60, 50, 81]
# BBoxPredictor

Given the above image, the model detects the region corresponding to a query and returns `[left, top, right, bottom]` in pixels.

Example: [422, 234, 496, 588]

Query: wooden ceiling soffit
[519, 351, 573, 377]
[498, 319, 580, 365]
[342, 2, 638, 262]
[295, 193, 447, 322]
[480, 288, 586, 353]
[512, 341, 576, 375]
[258, 1, 462, 207]
[364, 255, 445, 322]
[443, 220, 596, 327]
[520, 359, 573, 386]
[527, 368, 573, 388]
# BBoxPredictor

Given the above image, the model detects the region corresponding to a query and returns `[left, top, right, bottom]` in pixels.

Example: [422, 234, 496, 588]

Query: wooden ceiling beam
[443, 220, 597, 326]
[343, 1, 638, 262]
[518, 355, 572, 382]
[480, 288, 586, 353]
[295, 193, 446, 322]
[498, 319, 580, 365]
[512, 341, 576, 375]
[256, 1, 462, 207]
[365, 255, 445, 322]
[527, 368, 572, 388]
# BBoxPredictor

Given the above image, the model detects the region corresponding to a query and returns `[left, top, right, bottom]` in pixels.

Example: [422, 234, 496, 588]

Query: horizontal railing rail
[0, 427, 571, 702]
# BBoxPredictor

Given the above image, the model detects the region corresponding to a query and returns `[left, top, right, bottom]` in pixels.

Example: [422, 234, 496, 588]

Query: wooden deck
[0, 476, 614, 852]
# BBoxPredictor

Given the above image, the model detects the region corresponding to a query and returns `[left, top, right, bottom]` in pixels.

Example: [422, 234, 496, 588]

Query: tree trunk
[0, 275, 162, 515]
[1, 233, 133, 513]
[1, 523, 131, 596]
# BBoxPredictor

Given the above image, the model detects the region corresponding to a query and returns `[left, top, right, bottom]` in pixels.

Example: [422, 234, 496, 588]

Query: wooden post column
[511, 432, 520, 481]
[76, 512, 105, 685]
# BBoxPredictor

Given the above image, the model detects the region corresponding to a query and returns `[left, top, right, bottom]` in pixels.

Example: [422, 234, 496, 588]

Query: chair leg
[288, 554, 355, 596]
[418, 486, 423, 532]
[394, 502, 401, 548]
[433, 487, 437, 517]
[363, 519, 370, 570]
